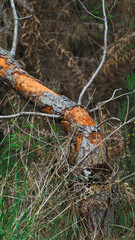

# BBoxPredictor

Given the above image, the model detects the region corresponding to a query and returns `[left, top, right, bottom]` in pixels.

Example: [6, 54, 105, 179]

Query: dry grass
[0, 1, 135, 239]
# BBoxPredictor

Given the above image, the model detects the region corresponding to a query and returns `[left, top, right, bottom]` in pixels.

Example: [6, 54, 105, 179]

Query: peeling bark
[0, 47, 114, 239]
[0, 47, 109, 169]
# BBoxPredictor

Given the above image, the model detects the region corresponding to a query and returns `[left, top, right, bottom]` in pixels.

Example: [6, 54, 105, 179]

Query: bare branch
[0, 26, 8, 33]
[120, 172, 135, 182]
[108, 0, 117, 14]
[120, 172, 135, 183]
[78, 0, 108, 105]
[10, 0, 18, 58]
[0, 112, 60, 119]
[78, 0, 104, 21]
[18, 15, 32, 20]
[111, 88, 122, 98]
[89, 89, 135, 113]
[96, 117, 121, 128]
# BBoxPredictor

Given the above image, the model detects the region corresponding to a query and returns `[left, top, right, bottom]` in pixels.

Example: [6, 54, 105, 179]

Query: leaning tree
[0, 0, 135, 239]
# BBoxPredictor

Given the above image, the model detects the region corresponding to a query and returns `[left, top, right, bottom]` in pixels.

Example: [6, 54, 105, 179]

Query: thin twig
[78, 0, 108, 105]
[112, 88, 122, 98]
[14, 122, 56, 145]
[98, 89, 135, 107]
[96, 117, 121, 128]
[110, 224, 133, 231]
[78, 0, 104, 21]
[124, 95, 129, 123]
[120, 172, 135, 183]
[10, 0, 18, 58]
[0, 26, 8, 33]
[89, 89, 135, 112]
[46, 118, 69, 169]
[108, 0, 117, 14]
[0, 111, 60, 119]
[18, 15, 32, 20]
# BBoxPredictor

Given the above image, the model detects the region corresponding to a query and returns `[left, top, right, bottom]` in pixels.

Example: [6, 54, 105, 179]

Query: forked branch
[89, 88, 135, 112]
[78, 0, 108, 105]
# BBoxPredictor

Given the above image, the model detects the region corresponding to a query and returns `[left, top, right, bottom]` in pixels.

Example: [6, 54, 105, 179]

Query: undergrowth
[113, 74, 135, 239]
[0, 118, 79, 240]
[0, 74, 134, 239]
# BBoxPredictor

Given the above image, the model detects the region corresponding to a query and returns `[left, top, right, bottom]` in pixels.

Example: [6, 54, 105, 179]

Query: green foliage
[118, 73, 135, 173]
[80, 15, 90, 22]
[0, 120, 79, 239]
[115, 74, 135, 238]
[114, 201, 134, 239]
[117, 76, 135, 184]
[125, 73, 135, 91]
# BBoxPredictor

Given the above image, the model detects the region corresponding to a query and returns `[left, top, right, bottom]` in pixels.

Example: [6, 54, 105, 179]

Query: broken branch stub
[0, 47, 111, 171]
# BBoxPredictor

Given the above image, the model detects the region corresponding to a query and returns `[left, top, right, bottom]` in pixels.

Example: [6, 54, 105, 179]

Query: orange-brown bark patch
[68, 133, 83, 165]
[88, 132, 104, 145]
[42, 106, 53, 114]
[12, 70, 59, 97]
[76, 133, 83, 152]
[60, 119, 71, 133]
[0, 57, 14, 77]
[0, 56, 59, 97]
[67, 106, 95, 126]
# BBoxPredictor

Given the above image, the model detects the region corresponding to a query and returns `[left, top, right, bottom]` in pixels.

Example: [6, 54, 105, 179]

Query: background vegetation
[0, 0, 135, 239]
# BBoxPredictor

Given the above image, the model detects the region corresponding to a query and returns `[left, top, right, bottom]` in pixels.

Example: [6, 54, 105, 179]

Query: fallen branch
[0, 47, 106, 169]
[1, 1, 134, 238]
[0, 111, 60, 119]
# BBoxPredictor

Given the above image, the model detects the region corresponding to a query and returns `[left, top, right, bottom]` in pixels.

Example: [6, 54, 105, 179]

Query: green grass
[0, 74, 135, 239]
[113, 74, 135, 239]
[0, 118, 80, 240]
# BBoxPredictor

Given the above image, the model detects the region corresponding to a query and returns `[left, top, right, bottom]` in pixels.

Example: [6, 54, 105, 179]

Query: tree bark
[0, 47, 115, 239]
[0, 47, 109, 168]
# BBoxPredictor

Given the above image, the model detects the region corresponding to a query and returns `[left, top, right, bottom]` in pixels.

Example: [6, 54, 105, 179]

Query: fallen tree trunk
[0, 47, 109, 169]
[0, 47, 115, 239]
